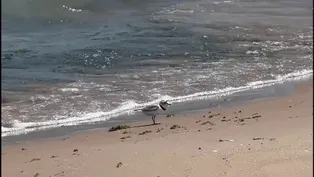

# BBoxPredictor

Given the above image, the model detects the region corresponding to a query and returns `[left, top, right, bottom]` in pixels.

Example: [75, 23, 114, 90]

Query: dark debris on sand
[123, 131, 131, 134]
[201, 121, 215, 126]
[116, 162, 123, 168]
[30, 158, 41, 163]
[234, 118, 245, 123]
[138, 130, 152, 135]
[156, 128, 164, 132]
[252, 115, 262, 119]
[208, 113, 220, 118]
[167, 114, 175, 118]
[54, 171, 65, 177]
[170, 124, 181, 129]
[121, 136, 132, 139]
[109, 125, 130, 132]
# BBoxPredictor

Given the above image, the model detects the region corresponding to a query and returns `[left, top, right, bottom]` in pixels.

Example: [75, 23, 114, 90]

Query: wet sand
[2, 81, 313, 177]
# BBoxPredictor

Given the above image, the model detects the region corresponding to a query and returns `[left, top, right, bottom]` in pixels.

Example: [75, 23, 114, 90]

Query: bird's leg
[152, 116, 156, 125]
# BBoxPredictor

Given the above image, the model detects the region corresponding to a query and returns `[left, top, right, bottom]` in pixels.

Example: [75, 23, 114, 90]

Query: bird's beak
[166, 101, 171, 105]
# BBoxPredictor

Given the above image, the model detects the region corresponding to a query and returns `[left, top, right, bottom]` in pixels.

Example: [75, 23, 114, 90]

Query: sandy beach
[2, 81, 313, 177]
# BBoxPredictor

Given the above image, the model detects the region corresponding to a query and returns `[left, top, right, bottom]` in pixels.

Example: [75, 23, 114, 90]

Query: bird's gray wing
[141, 105, 159, 112]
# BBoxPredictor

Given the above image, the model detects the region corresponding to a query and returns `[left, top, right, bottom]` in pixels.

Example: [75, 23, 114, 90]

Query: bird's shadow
[131, 123, 161, 128]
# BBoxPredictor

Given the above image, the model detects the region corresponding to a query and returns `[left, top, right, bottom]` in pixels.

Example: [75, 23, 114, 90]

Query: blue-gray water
[2, 0, 313, 137]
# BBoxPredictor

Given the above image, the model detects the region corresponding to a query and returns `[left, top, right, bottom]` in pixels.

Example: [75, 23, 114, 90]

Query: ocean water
[2, 0, 313, 137]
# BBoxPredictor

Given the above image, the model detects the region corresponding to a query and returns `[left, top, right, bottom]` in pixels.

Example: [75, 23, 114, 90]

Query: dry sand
[2, 82, 313, 177]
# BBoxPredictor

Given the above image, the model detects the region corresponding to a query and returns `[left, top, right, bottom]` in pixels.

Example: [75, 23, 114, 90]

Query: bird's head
[159, 100, 171, 109]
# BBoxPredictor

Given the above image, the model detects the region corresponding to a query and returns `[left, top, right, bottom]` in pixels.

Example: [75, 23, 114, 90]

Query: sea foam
[2, 69, 312, 137]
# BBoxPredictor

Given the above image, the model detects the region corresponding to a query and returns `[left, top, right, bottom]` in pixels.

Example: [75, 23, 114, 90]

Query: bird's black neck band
[159, 104, 166, 111]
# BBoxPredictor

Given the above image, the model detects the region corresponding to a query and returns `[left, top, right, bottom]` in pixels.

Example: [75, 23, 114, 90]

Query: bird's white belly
[142, 109, 165, 116]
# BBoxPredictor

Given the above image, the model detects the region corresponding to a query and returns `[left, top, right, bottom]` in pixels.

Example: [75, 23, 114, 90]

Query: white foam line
[168, 69, 312, 103]
[2, 69, 312, 137]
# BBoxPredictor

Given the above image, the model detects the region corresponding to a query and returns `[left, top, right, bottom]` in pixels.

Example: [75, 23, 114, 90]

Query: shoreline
[2, 76, 312, 146]
[2, 78, 312, 177]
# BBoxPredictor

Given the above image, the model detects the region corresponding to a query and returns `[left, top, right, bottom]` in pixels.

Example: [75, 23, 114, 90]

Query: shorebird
[134, 100, 171, 124]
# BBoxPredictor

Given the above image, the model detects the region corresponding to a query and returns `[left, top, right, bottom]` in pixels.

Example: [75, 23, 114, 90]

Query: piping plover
[134, 100, 171, 124]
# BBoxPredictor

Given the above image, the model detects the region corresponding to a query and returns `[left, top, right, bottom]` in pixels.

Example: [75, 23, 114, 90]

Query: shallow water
[2, 0, 313, 137]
